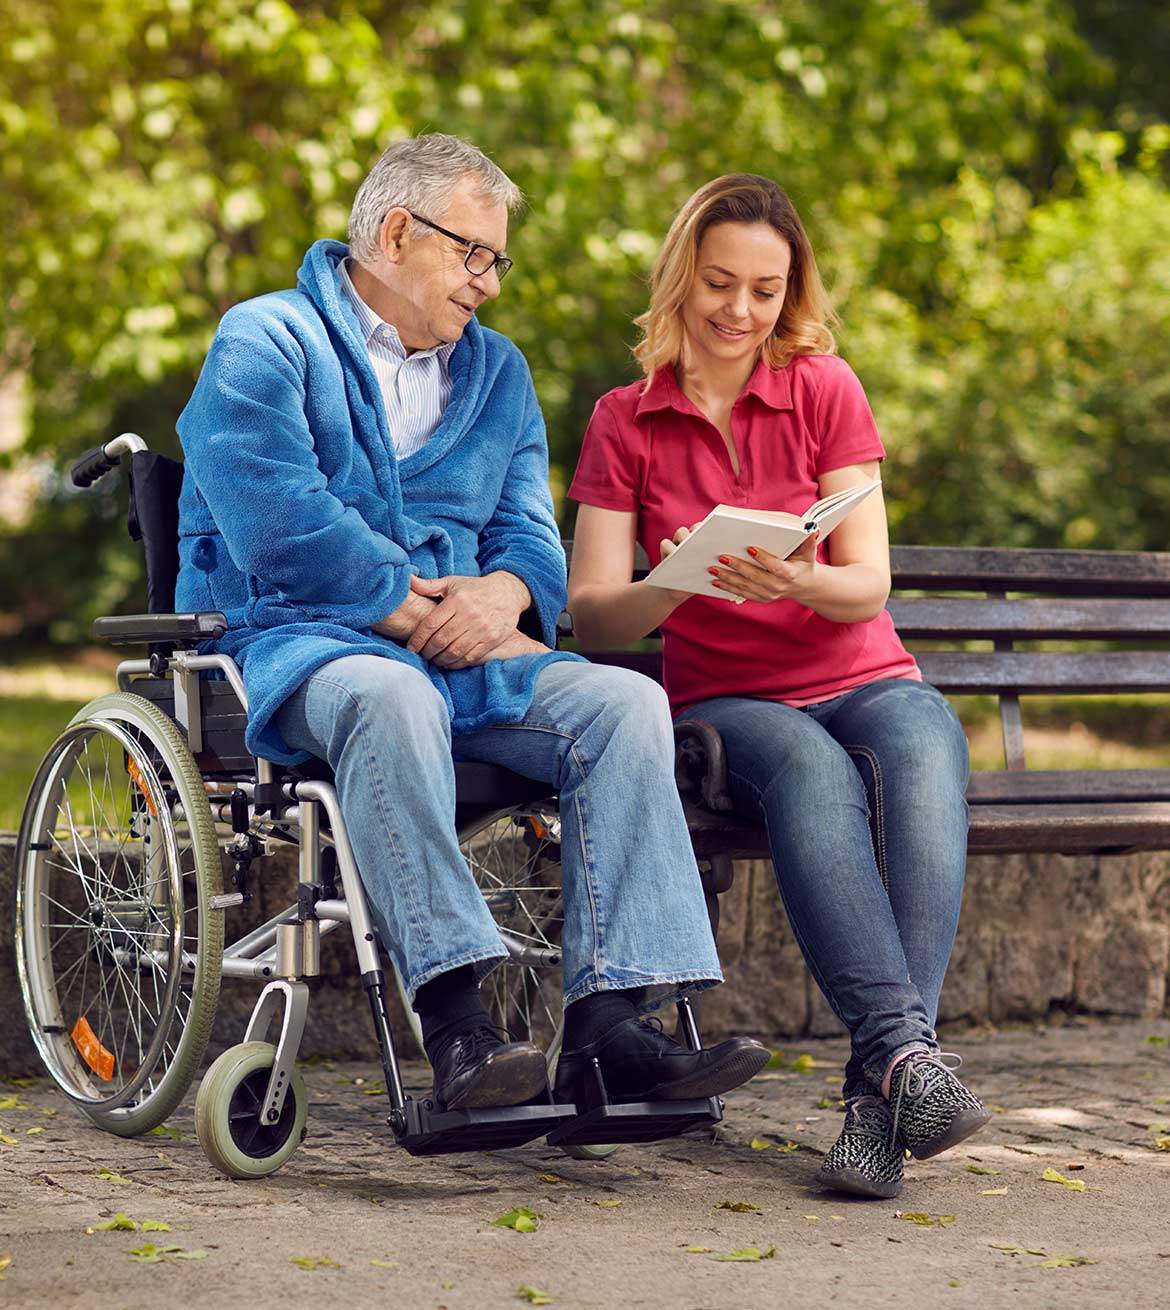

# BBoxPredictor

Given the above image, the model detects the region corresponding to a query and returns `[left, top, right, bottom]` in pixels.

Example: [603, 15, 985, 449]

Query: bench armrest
[91, 612, 228, 646]
[673, 718, 735, 813]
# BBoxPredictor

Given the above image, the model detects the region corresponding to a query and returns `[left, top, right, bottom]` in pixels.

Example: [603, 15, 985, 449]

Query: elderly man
[176, 134, 767, 1113]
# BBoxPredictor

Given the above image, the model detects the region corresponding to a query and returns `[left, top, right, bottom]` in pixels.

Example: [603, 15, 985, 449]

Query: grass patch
[0, 695, 89, 830]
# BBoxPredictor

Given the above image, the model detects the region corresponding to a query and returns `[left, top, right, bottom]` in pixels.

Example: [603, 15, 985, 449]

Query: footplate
[393, 1097, 579, 1157]
[546, 1097, 723, 1147]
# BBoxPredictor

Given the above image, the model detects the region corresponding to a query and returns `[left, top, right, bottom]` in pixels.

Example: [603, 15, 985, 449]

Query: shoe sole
[908, 1107, 993, 1160]
[441, 1047, 550, 1112]
[818, 1166, 903, 1200]
[644, 1041, 771, 1100]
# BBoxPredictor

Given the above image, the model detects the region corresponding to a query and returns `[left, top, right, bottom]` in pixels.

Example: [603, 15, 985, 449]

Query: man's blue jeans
[275, 657, 722, 1008]
[685, 679, 970, 1095]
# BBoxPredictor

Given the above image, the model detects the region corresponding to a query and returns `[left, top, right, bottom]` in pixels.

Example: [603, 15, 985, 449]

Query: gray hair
[347, 133, 523, 263]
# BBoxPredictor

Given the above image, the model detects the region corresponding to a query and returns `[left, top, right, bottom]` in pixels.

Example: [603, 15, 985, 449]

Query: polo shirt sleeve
[814, 357, 887, 476]
[568, 394, 642, 512]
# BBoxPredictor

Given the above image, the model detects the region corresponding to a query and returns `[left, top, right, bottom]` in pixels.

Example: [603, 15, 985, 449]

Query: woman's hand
[656, 522, 703, 604]
[708, 531, 819, 604]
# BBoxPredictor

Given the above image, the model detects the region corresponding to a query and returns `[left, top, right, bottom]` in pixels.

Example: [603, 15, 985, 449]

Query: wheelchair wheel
[195, 1041, 307, 1178]
[14, 692, 224, 1136]
[458, 805, 565, 1051]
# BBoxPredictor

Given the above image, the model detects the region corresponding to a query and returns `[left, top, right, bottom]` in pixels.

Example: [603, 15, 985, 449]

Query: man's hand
[372, 591, 437, 642]
[482, 631, 550, 661]
[406, 571, 532, 669]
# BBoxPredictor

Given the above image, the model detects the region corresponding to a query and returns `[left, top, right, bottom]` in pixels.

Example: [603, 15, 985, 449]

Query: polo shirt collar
[634, 357, 793, 418]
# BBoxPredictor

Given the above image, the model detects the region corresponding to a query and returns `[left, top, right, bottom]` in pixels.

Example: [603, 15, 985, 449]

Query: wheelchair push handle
[70, 432, 149, 488]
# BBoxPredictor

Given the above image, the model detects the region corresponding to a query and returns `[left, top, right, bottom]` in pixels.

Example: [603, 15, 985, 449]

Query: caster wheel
[559, 1142, 620, 1161]
[195, 1041, 307, 1178]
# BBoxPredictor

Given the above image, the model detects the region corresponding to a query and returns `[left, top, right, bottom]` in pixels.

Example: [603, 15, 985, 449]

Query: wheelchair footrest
[545, 1097, 723, 1147]
[393, 1097, 578, 1157]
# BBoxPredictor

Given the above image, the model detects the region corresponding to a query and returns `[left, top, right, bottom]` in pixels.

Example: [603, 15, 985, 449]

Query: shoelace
[841, 1094, 892, 1143]
[888, 1051, 963, 1148]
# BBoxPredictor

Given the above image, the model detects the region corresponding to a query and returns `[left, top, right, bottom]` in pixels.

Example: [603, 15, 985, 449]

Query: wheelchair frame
[14, 432, 725, 1177]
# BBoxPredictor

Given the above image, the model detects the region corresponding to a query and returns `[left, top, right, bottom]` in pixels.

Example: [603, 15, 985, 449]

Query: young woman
[567, 174, 988, 1199]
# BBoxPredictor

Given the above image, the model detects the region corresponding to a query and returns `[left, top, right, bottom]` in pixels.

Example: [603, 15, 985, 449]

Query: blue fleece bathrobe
[175, 239, 580, 765]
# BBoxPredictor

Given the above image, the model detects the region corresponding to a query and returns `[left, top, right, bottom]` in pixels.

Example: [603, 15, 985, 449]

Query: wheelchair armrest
[673, 717, 735, 813]
[91, 612, 228, 646]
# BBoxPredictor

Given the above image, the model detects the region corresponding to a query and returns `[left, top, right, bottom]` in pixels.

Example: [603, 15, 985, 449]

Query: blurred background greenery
[2, 0, 1169, 645]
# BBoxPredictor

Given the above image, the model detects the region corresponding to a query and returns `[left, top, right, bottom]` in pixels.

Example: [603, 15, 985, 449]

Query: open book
[644, 478, 882, 601]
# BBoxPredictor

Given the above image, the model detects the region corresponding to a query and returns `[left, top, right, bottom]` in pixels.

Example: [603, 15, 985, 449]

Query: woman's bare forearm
[568, 580, 688, 646]
[793, 561, 890, 623]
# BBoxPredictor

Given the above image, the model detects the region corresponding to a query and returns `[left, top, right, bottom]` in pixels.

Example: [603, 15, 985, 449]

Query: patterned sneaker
[816, 1094, 904, 1199]
[888, 1051, 991, 1159]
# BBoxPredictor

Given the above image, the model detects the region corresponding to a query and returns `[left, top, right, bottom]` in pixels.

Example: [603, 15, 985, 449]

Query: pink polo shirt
[568, 353, 919, 716]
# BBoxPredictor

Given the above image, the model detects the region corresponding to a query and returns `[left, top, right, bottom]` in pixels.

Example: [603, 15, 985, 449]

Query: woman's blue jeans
[685, 679, 970, 1096]
[274, 656, 722, 1008]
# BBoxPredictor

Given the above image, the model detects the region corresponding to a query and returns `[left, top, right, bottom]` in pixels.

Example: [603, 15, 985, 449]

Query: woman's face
[679, 221, 792, 370]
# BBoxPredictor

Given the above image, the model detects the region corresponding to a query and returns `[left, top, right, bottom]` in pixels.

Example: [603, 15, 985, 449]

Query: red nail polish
[718, 556, 730, 565]
[707, 566, 720, 575]
[747, 547, 759, 557]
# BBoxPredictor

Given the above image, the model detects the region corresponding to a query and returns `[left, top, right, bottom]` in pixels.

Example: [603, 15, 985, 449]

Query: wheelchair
[13, 432, 725, 1179]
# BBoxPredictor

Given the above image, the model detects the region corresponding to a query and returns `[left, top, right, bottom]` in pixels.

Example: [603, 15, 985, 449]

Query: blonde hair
[633, 174, 836, 380]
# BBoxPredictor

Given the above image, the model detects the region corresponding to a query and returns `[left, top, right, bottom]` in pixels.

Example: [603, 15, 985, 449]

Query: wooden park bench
[568, 545, 1170, 934]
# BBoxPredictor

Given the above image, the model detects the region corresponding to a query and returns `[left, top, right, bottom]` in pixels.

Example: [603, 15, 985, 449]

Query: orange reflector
[71, 1016, 115, 1081]
[528, 816, 549, 839]
[126, 757, 158, 817]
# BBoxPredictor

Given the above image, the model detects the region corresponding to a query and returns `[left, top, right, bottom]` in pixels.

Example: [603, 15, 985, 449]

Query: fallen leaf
[441, 1280, 455, 1290]
[0, 1255, 12, 1277]
[712, 1246, 776, 1262]
[25, 1127, 44, 1136]
[965, 1165, 1000, 1176]
[802, 1215, 819, 1221]
[0, 1097, 27, 1111]
[773, 1141, 799, 1154]
[2, 1078, 35, 1087]
[538, 1173, 562, 1184]
[985, 1104, 1008, 1114]
[141, 1220, 173, 1233]
[789, 1055, 814, 1074]
[0, 1135, 17, 1146]
[146, 1125, 184, 1141]
[717, 1200, 762, 1213]
[370, 1259, 399, 1269]
[129, 1242, 207, 1264]
[949, 1280, 961, 1288]
[492, 1207, 541, 1233]
[89, 1213, 138, 1232]
[516, 1286, 553, 1305]
[593, 1199, 622, 1209]
[289, 1255, 342, 1270]
[816, 1097, 843, 1110]
[1154, 1137, 1170, 1152]
[1042, 1167, 1085, 1192]
[896, 1212, 955, 1227]
[980, 1188, 1009, 1196]
[361, 1084, 387, 1097]
[685, 1246, 713, 1254]
[1142, 1035, 1168, 1046]
[95, 1168, 132, 1185]
[765, 1050, 785, 1069]
[749, 1137, 772, 1151]
[1040, 1255, 1098, 1269]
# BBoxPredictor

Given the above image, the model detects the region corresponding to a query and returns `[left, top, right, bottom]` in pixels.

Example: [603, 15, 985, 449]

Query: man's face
[389, 176, 509, 351]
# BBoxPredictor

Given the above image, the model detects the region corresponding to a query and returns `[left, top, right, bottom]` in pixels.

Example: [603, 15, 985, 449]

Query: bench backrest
[564, 542, 1170, 771]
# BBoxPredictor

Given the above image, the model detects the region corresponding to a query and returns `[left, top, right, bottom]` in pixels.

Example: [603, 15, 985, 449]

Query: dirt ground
[1, 1018, 1168, 1310]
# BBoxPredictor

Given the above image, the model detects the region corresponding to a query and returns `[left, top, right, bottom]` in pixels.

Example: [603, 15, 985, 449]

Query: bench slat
[914, 650, 1170, 694]
[887, 597, 1170, 640]
[889, 545, 1170, 596]
[968, 769, 1170, 804]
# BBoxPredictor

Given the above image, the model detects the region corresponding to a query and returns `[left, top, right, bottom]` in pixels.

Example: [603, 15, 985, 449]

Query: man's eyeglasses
[407, 211, 513, 280]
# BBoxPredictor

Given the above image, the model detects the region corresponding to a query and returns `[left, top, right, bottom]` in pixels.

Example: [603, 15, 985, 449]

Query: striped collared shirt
[337, 258, 456, 461]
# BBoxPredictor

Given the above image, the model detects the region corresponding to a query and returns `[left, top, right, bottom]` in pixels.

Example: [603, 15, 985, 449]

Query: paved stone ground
[1, 1017, 1168, 1310]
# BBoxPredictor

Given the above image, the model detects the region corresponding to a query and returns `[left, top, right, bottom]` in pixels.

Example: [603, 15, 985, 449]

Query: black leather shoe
[431, 1027, 549, 1111]
[554, 1017, 770, 1105]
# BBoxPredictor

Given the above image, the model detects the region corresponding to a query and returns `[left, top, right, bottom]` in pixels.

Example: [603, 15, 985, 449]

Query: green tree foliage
[1, 0, 1168, 637]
